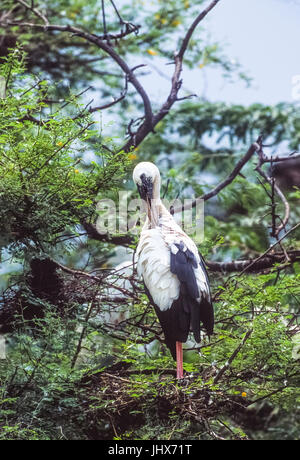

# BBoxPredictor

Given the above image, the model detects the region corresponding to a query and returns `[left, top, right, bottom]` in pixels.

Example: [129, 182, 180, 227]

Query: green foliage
[0, 49, 129, 254]
[0, 306, 90, 439]
[2, 267, 298, 440]
[0, 1, 299, 442]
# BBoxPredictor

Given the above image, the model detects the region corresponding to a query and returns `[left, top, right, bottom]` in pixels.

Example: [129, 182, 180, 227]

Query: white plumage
[133, 161, 214, 378]
[136, 207, 209, 311]
[134, 163, 209, 311]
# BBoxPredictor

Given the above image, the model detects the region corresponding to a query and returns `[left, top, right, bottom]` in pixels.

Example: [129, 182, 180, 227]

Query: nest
[79, 363, 250, 440]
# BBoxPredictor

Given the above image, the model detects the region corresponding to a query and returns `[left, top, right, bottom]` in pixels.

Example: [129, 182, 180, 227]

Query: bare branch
[172, 136, 263, 214]
[255, 143, 291, 237]
[206, 249, 300, 273]
[16, 0, 49, 26]
[120, 0, 221, 151]
[238, 222, 300, 275]
[0, 18, 153, 132]
[261, 152, 300, 163]
[178, 0, 221, 60]
[256, 164, 290, 236]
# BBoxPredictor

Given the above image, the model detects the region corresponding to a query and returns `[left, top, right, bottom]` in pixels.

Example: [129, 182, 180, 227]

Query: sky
[141, 0, 300, 106]
[202, 0, 300, 105]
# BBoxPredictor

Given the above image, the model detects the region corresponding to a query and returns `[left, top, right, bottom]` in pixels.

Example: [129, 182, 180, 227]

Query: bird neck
[144, 178, 160, 228]
[146, 198, 161, 228]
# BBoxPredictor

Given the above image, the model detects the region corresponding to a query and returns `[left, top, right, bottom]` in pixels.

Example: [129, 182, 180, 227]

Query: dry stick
[255, 142, 290, 236]
[270, 175, 277, 237]
[213, 329, 253, 384]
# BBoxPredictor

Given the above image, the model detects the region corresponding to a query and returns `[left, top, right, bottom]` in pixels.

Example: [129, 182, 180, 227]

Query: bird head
[133, 162, 160, 204]
[133, 162, 161, 226]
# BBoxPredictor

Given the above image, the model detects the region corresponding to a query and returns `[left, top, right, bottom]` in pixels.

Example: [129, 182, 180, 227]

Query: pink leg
[176, 341, 183, 379]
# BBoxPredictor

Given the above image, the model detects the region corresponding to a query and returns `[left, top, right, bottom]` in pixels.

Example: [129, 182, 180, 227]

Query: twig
[71, 295, 99, 369]
[247, 385, 288, 406]
[213, 329, 253, 384]
[178, 0, 221, 60]
[16, 0, 49, 26]
[173, 136, 262, 213]
[258, 152, 300, 163]
[238, 222, 300, 275]
[255, 164, 290, 237]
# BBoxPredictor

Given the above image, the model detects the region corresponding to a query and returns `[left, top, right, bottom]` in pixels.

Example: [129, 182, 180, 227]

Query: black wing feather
[170, 245, 199, 299]
[144, 284, 189, 360]
[144, 243, 214, 360]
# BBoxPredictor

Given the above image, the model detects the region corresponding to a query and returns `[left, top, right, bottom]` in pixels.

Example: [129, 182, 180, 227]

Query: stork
[133, 162, 214, 379]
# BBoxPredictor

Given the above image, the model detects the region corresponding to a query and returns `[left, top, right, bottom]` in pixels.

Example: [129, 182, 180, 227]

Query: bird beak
[137, 175, 153, 206]
[137, 176, 153, 222]
[145, 185, 153, 209]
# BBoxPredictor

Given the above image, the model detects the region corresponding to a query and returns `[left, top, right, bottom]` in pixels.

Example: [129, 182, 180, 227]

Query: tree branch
[213, 328, 253, 383]
[120, 0, 221, 151]
[255, 144, 291, 237]
[178, 0, 221, 60]
[81, 221, 135, 247]
[2, 0, 221, 153]
[172, 136, 263, 214]
[16, 0, 49, 26]
[206, 250, 300, 273]
[256, 164, 290, 237]
[0, 18, 153, 133]
[238, 222, 300, 275]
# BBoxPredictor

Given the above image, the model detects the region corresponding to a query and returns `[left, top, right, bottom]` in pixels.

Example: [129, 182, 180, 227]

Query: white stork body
[136, 205, 209, 310]
[133, 162, 214, 378]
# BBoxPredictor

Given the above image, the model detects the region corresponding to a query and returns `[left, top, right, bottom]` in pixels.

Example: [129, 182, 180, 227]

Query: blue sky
[201, 0, 300, 105]
[141, 0, 300, 107]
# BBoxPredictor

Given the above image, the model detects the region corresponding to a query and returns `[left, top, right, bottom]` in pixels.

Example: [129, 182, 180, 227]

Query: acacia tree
[0, 0, 299, 441]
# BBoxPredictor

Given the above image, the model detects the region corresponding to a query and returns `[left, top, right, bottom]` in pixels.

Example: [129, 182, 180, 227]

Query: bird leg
[176, 341, 183, 379]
